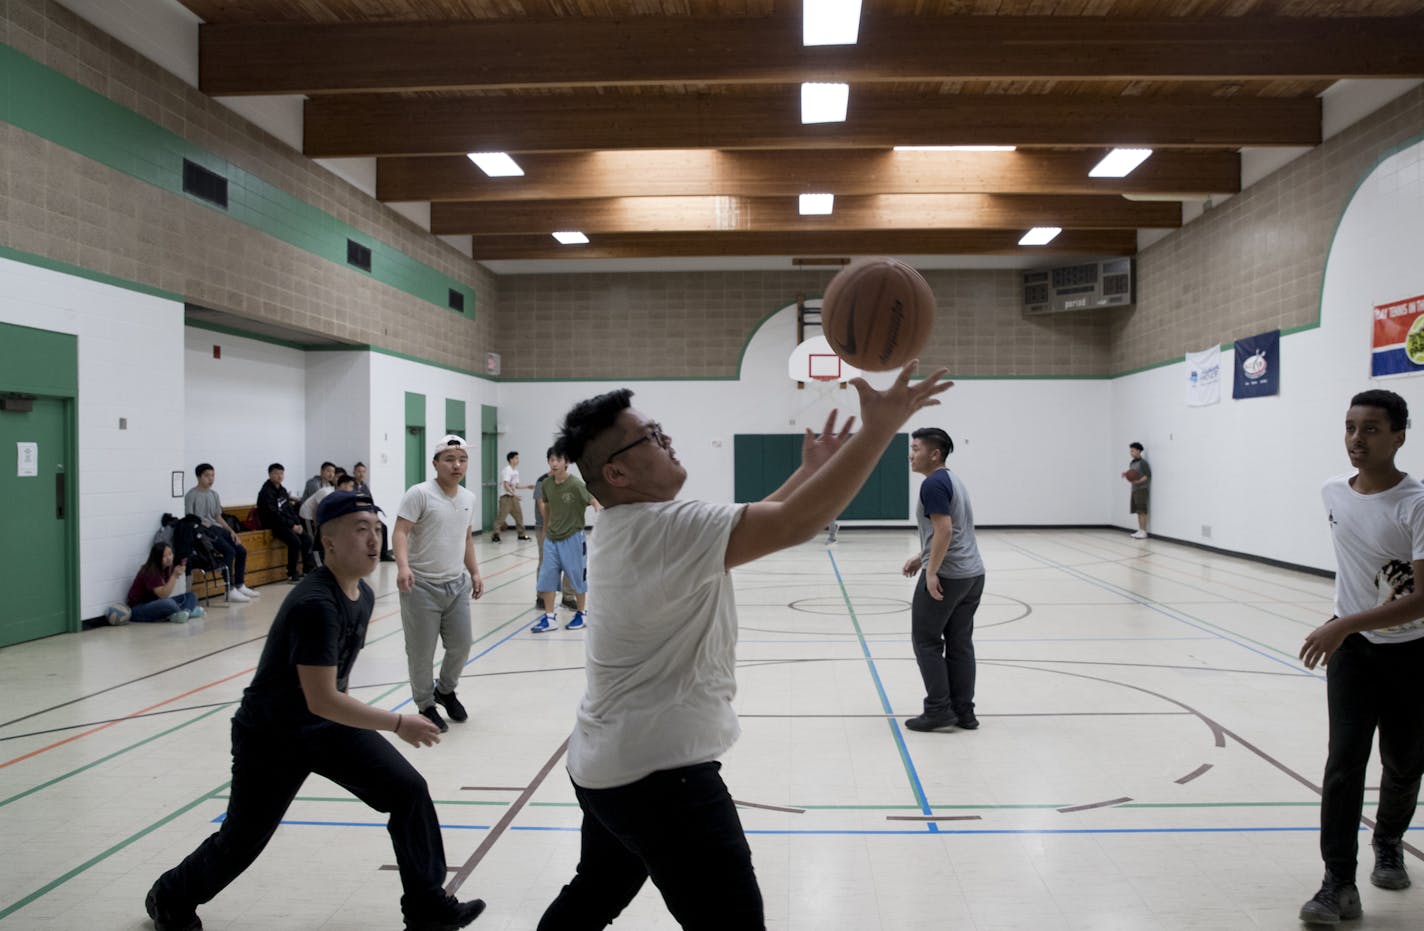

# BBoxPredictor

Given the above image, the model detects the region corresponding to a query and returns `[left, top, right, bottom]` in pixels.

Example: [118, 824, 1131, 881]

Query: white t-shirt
[566, 499, 747, 789]
[299, 485, 334, 521]
[397, 480, 477, 584]
[500, 464, 519, 495]
[1322, 472, 1424, 644]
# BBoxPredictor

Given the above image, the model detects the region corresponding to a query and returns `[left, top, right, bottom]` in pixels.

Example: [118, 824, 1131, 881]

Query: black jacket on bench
[257, 480, 299, 531]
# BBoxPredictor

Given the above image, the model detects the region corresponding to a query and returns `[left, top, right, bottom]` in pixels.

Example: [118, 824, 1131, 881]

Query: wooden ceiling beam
[465, 229, 1138, 261]
[201, 16, 1424, 96]
[430, 194, 1178, 236]
[306, 92, 1319, 158]
[378, 149, 1241, 203]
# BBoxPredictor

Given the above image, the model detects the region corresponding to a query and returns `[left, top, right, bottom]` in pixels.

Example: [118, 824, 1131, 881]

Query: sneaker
[238, 585, 261, 598]
[904, 713, 957, 732]
[1371, 837, 1411, 889]
[825, 521, 839, 545]
[419, 705, 449, 734]
[188, 606, 206, 619]
[953, 711, 980, 730]
[226, 587, 251, 604]
[565, 611, 586, 631]
[530, 614, 558, 634]
[490, 533, 501, 543]
[105, 603, 132, 626]
[1130, 530, 1148, 539]
[517, 534, 532, 541]
[1298, 871, 1362, 924]
[404, 895, 486, 931]
[380, 552, 396, 562]
[433, 687, 468, 723]
[146, 881, 202, 931]
[166, 610, 191, 624]
[286, 574, 303, 583]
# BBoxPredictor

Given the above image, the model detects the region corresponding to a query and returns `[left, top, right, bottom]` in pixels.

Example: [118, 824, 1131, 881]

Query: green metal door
[404, 391, 426, 489]
[733, 433, 909, 520]
[480, 404, 498, 532]
[0, 396, 73, 646]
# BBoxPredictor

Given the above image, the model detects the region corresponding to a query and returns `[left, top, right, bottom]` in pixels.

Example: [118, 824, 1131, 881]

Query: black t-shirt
[235, 567, 374, 730]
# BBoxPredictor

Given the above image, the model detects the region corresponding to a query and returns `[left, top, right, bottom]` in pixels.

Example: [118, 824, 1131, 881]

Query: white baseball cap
[431, 434, 469, 459]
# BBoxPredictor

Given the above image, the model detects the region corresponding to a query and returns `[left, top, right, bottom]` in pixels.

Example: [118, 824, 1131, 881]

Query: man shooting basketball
[535, 361, 950, 931]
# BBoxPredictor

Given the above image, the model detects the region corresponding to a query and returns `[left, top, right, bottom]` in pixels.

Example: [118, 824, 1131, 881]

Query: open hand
[396, 712, 442, 748]
[801, 410, 856, 472]
[902, 555, 922, 578]
[850, 361, 953, 432]
[1300, 618, 1347, 670]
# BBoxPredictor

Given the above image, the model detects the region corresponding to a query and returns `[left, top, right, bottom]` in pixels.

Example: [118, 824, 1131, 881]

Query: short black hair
[1129, 442, 1144, 452]
[911, 426, 953, 460]
[1350, 389, 1409, 431]
[268, 462, 284, 474]
[506, 450, 519, 462]
[195, 463, 213, 478]
[321, 461, 336, 471]
[353, 461, 366, 470]
[558, 389, 634, 490]
[335, 474, 356, 489]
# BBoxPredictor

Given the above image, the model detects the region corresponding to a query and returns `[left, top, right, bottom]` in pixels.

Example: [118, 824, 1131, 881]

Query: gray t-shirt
[184, 486, 224, 528]
[1129, 456, 1151, 485]
[916, 468, 984, 580]
[396, 480, 478, 584]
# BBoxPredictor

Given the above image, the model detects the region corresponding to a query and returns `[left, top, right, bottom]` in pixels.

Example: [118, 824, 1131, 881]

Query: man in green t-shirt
[531, 445, 599, 633]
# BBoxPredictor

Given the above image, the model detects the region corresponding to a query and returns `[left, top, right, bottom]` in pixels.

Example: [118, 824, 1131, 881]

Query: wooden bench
[188, 506, 292, 598]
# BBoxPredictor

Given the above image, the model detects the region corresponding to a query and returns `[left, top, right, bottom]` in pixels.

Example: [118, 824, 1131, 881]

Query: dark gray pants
[911, 573, 984, 718]
[399, 574, 473, 710]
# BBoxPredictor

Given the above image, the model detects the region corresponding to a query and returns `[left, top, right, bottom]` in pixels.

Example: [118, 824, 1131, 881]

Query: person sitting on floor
[125, 543, 206, 624]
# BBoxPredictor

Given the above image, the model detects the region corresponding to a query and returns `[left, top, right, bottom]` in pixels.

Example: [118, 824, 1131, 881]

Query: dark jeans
[538, 762, 765, 930]
[210, 533, 247, 588]
[1320, 633, 1424, 881]
[911, 572, 984, 718]
[154, 719, 448, 918]
[266, 522, 315, 575]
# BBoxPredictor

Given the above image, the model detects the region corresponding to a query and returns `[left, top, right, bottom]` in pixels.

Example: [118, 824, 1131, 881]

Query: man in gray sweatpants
[394, 434, 485, 733]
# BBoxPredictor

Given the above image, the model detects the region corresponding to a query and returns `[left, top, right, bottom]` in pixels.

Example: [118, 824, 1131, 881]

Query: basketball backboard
[788, 334, 861, 385]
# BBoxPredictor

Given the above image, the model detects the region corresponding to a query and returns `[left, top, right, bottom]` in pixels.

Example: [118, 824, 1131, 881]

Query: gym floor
[1, 528, 1418, 930]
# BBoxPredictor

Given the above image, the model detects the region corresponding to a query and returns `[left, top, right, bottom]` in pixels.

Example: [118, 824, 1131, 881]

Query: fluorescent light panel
[552, 231, 589, 245]
[803, 0, 862, 46]
[1089, 148, 1153, 178]
[1019, 227, 1062, 246]
[466, 152, 524, 177]
[893, 145, 1017, 152]
[801, 83, 849, 124]
[799, 193, 835, 215]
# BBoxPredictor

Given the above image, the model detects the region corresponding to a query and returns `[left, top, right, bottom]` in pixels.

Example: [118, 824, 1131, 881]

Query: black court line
[734, 800, 806, 814]
[886, 814, 983, 822]
[1175, 763, 1214, 785]
[1058, 797, 1133, 813]
[460, 786, 525, 792]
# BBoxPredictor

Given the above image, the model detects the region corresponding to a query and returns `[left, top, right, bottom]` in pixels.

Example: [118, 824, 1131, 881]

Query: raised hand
[801, 409, 856, 473]
[850, 361, 953, 432]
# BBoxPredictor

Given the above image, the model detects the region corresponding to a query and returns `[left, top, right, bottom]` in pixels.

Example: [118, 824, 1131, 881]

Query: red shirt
[126, 567, 169, 606]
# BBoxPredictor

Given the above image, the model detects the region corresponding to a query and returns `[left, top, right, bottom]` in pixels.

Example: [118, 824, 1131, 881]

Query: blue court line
[1002, 540, 1321, 678]
[826, 550, 937, 833]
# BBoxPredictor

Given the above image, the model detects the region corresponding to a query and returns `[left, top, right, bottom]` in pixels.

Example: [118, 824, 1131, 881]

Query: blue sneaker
[530, 614, 558, 634]
[565, 612, 586, 631]
[188, 606, 206, 620]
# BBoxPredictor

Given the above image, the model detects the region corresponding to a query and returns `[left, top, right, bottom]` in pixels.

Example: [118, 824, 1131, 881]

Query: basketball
[820, 257, 935, 371]
[1123, 469, 1141, 482]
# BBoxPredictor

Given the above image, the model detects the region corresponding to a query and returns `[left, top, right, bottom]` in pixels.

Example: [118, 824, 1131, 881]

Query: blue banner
[1233, 329, 1280, 399]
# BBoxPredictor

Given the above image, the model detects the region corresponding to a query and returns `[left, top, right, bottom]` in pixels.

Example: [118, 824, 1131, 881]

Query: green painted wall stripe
[0, 43, 474, 320]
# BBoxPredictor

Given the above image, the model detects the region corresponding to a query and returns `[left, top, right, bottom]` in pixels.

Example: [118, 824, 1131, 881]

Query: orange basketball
[820, 257, 935, 372]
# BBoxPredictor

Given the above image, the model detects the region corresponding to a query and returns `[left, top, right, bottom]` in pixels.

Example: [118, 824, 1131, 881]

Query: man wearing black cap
[144, 490, 486, 931]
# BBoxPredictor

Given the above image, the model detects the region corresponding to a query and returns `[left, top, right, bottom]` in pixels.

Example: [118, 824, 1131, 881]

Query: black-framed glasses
[605, 422, 668, 464]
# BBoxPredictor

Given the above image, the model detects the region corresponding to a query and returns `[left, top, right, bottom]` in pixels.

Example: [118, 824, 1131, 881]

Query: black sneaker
[1371, 836, 1411, 889]
[517, 534, 532, 541]
[433, 687, 468, 723]
[405, 895, 486, 931]
[904, 713, 957, 732]
[953, 711, 980, 730]
[146, 881, 202, 931]
[1298, 871, 1362, 924]
[489, 534, 501, 543]
[420, 705, 449, 733]
[380, 552, 396, 562]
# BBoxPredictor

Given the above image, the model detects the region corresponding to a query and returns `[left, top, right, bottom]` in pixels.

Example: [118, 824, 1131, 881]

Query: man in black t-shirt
[145, 491, 486, 931]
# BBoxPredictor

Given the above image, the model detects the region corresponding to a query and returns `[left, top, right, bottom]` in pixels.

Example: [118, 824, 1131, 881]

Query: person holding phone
[125, 543, 205, 623]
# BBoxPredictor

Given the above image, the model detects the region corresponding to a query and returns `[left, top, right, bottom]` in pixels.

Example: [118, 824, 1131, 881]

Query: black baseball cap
[316, 490, 384, 527]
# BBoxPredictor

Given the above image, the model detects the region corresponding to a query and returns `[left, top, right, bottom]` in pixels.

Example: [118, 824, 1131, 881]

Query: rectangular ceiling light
[466, 152, 525, 177]
[893, 145, 1017, 152]
[1019, 227, 1062, 246]
[801, 83, 849, 124]
[552, 231, 589, 245]
[799, 193, 835, 215]
[804, 0, 862, 46]
[1089, 148, 1153, 178]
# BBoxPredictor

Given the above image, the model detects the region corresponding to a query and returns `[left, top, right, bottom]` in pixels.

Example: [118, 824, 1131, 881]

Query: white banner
[1185, 345, 1222, 407]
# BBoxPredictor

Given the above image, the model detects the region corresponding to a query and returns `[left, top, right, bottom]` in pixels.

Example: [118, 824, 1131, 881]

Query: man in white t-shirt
[491, 450, 532, 543]
[393, 435, 485, 734]
[1297, 389, 1424, 925]
[536, 362, 951, 930]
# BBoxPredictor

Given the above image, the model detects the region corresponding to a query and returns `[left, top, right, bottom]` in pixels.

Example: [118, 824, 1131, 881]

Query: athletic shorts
[1130, 486, 1150, 514]
[538, 531, 587, 593]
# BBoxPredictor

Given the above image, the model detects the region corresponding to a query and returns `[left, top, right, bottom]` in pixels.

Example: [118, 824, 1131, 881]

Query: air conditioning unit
[1023, 259, 1135, 315]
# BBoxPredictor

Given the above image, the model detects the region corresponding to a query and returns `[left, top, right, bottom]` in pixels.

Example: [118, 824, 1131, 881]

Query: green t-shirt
[541, 473, 593, 541]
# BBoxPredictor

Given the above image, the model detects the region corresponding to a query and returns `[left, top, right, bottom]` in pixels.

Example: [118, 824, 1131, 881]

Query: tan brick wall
[0, 0, 494, 372]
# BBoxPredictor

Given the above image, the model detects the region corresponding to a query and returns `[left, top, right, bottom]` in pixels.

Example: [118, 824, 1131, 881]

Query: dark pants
[538, 762, 764, 930]
[1320, 633, 1424, 881]
[267, 522, 315, 576]
[210, 533, 248, 588]
[154, 719, 448, 918]
[911, 573, 984, 718]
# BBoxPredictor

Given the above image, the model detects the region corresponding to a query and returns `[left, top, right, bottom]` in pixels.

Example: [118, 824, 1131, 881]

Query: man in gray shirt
[185, 463, 261, 604]
[899, 427, 984, 733]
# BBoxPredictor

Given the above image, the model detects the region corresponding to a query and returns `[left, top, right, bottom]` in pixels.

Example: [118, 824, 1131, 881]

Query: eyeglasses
[605, 422, 669, 464]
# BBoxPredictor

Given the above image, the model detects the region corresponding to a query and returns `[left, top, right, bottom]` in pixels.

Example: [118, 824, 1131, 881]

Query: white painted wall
[1110, 137, 1424, 572]
[305, 350, 372, 485]
[0, 258, 185, 618]
[184, 327, 307, 505]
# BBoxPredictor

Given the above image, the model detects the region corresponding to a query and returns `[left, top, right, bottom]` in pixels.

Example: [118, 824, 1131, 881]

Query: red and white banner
[1371, 294, 1424, 379]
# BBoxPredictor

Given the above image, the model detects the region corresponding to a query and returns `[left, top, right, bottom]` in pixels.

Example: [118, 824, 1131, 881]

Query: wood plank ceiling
[179, 0, 1424, 263]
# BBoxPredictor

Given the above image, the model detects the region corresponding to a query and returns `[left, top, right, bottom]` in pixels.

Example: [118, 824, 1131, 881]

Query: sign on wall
[1371, 294, 1424, 379]
[1232, 329, 1280, 399]
[1185, 345, 1222, 407]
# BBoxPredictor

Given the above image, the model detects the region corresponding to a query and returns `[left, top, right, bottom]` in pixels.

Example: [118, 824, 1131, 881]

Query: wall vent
[448, 288, 466, 312]
[347, 239, 372, 272]
[181, 159, 228, 208]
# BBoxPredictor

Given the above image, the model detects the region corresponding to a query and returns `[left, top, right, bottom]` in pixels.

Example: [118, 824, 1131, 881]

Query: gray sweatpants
[400, 574, 473, 710]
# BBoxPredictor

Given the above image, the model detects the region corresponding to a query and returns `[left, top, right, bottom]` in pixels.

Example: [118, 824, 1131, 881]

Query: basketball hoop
[788, 334, 860, 387]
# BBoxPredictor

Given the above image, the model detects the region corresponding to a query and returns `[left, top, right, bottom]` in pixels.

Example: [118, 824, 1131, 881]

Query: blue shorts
[538, 532, 587, 594]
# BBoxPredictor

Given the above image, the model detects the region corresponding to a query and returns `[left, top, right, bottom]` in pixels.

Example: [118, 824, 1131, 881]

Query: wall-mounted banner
[1232, 329, 1280, 399]
[1186, 345, 1222, 407]
[1371, 294, 1424, 379]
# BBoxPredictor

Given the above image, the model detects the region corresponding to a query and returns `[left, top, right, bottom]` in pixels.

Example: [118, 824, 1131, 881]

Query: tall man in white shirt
[393, 435, 485, 734]
[537, 362, 950, 930]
